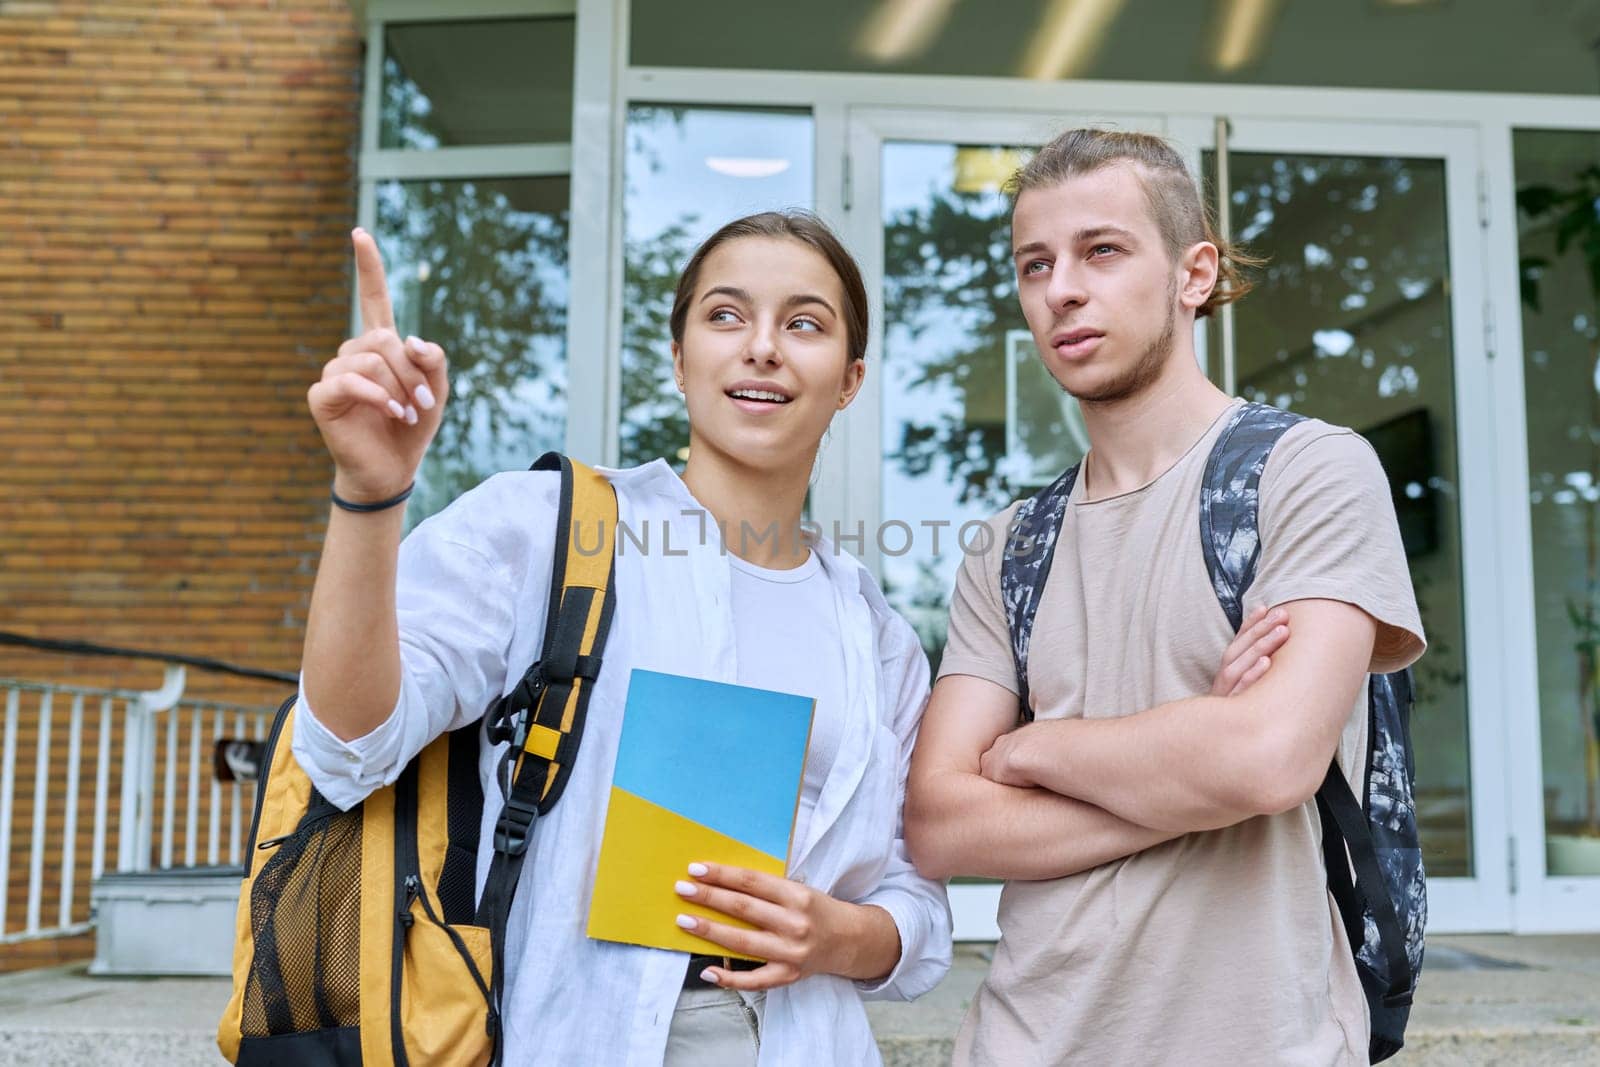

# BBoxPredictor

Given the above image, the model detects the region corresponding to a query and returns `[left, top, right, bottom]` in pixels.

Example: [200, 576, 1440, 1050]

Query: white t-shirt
[727, 548, 846, 863]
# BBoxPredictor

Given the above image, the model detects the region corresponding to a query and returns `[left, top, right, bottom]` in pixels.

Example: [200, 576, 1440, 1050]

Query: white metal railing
[0, 666, 279, 946]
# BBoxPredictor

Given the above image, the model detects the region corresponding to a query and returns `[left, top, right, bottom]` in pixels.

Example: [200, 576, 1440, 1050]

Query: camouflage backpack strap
[1000, 462, 1079, 723]
[1198, 402, 1419, 1057]
[1355, 668, 1426, 1025]
[1198, 401, 1306, 630]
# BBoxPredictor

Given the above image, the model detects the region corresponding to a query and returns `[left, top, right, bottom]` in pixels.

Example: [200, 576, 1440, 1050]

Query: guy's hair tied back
[1007, 127, 1265, 317]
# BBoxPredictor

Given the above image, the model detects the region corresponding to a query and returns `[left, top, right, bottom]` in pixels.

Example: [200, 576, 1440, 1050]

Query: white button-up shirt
[292, 460, 953, 1066]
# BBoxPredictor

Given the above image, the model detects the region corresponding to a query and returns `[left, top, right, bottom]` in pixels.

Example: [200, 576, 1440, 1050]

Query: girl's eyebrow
[699, 284, 752, 305]
[782, 293, 837, 316]
[699, 285, 837, 318]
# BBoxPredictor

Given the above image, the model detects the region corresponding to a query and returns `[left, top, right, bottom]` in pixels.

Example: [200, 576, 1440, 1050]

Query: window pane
[1515, 128, 1600, 878]
[381, 18, 574, 149]
[374, 177, 569, 526]
[1204, 150, 1471, 877]
[633, 1, 1599, 95]
[618, 106, 814, 468]
[878, 141, 1040, 666]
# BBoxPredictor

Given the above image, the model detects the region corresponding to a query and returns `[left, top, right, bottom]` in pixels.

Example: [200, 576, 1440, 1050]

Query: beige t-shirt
[939, 401, 1426, 1067]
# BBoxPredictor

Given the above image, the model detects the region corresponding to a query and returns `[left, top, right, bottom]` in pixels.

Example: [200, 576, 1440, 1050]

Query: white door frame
[837, 107, 1511, 939]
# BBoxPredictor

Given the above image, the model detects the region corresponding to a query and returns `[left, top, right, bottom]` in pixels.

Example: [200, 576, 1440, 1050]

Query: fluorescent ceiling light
[953, 146, 1028, 194]
[857, 0, 959, 62]
[1019, 0, 1130, 81]
[704, 157, 792, 179]
[1213, 0, 1283, 72]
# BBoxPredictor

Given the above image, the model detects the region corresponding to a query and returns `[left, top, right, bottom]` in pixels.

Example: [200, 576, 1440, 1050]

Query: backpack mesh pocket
[241, 805, 363, 1037]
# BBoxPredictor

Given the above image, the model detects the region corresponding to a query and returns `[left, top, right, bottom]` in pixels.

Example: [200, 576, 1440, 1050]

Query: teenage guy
[905, 128, 1425, 1065]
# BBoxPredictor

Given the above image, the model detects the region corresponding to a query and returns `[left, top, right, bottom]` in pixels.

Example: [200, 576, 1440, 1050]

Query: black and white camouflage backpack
[1000, 401, 1425, 1063]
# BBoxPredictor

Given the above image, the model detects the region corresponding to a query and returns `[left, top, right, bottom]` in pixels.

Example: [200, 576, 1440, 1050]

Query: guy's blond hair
[1008, 128, 1263, 317]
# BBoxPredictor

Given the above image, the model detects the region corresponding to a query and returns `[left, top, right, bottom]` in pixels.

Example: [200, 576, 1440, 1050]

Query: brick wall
[0, 0, 362, 969]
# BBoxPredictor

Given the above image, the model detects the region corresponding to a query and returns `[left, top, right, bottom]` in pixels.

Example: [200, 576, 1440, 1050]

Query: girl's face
[673, 236, 865, 478]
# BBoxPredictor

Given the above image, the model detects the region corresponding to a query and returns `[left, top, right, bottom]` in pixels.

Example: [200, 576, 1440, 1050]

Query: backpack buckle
[492, 795, 538, 857]
[485, 665, 547, 746]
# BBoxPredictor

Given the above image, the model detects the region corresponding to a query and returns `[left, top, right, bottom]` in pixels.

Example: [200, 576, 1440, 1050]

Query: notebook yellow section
[587, 785, 784, 960]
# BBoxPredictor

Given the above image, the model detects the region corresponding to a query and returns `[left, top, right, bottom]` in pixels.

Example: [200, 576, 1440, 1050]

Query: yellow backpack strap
[475, 452, 617, 1061]
[508, 454, 617, 814]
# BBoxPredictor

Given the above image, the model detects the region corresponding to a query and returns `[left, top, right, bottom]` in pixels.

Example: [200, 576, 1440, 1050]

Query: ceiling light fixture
[1213, 0, 1284, 72]
[704, 157, 792, 179]
[1018, 0, 1130, 81]
[857, 0, 960, 62]
[953, 146, 1028, 194]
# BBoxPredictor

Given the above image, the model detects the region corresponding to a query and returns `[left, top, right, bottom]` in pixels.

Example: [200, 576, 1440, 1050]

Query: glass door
[1507, 125, 1600, 932]
[1187, 117, 1508, 932]
[827, 109, 1156, 938]
[835, 109, 1508, 937]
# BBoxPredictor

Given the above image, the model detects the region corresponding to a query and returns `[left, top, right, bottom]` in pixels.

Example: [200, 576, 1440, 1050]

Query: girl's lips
[729, 395, 792, 415]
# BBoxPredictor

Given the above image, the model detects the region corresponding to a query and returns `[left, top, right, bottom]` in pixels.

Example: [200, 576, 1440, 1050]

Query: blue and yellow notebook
[586, 669, 815, 959]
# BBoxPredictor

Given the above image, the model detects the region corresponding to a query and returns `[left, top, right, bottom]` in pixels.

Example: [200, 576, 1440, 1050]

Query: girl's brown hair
[1007, 128, 1264, 317]
[669, 210, 870, 363]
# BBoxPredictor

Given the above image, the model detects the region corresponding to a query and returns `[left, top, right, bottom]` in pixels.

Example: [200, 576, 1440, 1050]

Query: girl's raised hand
[307, 228, 449, 502]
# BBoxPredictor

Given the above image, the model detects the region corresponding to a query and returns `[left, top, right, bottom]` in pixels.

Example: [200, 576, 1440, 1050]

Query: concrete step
[867, 936, 1600, 1066]
[0, 936, 1595, 1065]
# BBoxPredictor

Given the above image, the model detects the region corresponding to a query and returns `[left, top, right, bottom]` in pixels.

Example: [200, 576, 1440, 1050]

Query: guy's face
[1011, 165, 1186, 404]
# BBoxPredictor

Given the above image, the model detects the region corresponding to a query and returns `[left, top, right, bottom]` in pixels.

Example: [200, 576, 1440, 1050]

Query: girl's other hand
[671, 862, 899, 990]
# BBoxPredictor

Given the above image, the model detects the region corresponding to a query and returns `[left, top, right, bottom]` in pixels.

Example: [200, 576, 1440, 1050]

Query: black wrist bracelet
[330, 483, 414, 514]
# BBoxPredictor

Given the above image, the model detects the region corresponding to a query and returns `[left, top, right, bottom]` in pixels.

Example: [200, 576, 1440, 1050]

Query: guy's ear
[1179, 241, 1220, 312]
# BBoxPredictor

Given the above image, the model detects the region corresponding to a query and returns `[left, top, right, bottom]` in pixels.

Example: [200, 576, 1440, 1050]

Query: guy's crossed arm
[905, 605, 1306, 880]
[980, 598, 1375, 834]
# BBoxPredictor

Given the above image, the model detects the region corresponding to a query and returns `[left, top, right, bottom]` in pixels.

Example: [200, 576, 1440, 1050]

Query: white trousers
[661, 986, 766, 1066]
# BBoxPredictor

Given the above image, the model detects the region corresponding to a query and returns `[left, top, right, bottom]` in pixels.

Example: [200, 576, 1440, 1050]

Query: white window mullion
[369, 0, 574, 22]
[361, 144, 573, 181]
[565, 0, 629, 466]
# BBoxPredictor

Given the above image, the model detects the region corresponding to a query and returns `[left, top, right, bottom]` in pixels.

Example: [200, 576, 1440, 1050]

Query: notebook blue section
[609, 669, 815, 859]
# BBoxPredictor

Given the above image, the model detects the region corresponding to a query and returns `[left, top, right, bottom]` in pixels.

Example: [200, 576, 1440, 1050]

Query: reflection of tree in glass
[376, 178, 569, 527]
[1227, 156, 1442, 411]
[619, 224, 694, 468]
[380, 55, 441, 151]
[375, 49, 569, 525]
[1520, 164, 1600, 838]
[626, 105, 690, 182]
[889, 557, 955, 673]
[1224, 155, 1466, 711]
[1520, 166, 1600, 309]
[617, 106, 695, 469]
[883, 189, 1021, 510]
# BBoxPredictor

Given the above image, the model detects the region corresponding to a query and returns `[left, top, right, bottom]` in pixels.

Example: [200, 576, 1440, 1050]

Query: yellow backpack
[218, 454, 618, 1066]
